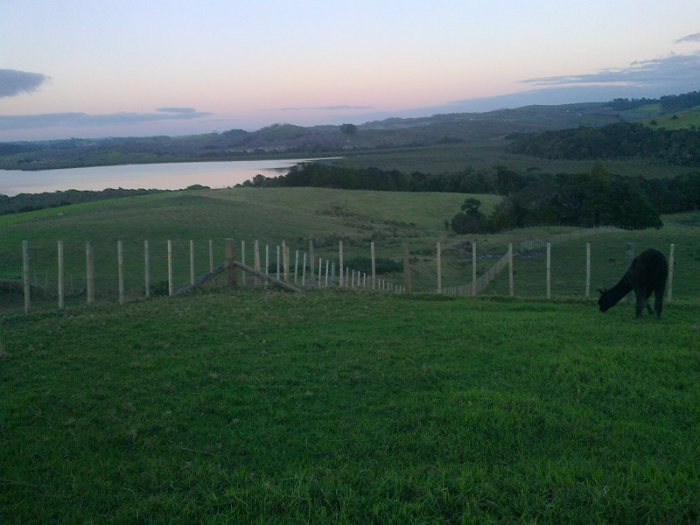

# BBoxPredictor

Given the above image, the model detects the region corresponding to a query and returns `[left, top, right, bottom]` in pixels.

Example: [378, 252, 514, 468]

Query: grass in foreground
[1, 289, 699, 523]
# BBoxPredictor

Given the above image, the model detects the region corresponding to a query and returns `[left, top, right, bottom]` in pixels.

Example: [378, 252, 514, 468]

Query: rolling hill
[4, 92, 698, 171]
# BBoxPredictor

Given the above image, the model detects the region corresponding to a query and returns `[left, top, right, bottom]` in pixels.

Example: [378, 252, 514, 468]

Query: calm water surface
[0, 158, 333, 196]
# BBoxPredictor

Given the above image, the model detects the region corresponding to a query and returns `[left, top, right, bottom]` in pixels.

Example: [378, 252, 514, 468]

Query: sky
[1, 0, 700, 141]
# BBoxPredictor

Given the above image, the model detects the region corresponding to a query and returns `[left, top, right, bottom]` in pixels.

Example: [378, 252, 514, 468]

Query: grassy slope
[1, 290, 699, 523]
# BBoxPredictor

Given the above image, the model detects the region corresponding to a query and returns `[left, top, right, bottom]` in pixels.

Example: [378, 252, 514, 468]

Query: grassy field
[2, 188, 700, 522]
[640, 108, 700, 130]
[335, 141, 693, 179]
[1, 288, 699, 523]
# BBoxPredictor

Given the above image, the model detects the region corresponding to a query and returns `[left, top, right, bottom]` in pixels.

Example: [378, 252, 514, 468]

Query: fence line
[440, 224, 677, 301]
[11, 237, 411, 312]
[5, 232, 683, 313]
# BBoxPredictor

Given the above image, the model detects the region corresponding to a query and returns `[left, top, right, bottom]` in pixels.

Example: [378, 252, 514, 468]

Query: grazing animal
[598, 248, 668, 318]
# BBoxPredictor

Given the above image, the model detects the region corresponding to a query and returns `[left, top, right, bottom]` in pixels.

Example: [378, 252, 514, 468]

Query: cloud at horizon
[156, 107, 202, 114]
[0, 69, 51, 98]
[0, 109, 213, 131]
[675, 32, 700, 43]
[434, 51, 700, 115]
[521, 52, 700, 89]
[280, 105, 373, 112]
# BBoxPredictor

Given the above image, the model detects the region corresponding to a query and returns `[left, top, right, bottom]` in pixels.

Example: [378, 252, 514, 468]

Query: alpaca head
[598, 288, 613, 312]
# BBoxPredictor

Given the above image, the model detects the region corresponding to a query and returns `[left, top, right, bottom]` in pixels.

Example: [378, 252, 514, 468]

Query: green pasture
[2, 187, 700, 522]
[336, 141, 692, 179]
[642, 108, 700, 130]
[1, 289, 699, 523]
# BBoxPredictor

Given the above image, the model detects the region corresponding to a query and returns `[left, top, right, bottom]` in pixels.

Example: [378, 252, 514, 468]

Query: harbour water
[0, 158, 332, 196]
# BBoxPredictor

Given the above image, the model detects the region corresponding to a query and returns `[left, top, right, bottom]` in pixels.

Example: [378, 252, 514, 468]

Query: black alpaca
[598, 248, 668, 318]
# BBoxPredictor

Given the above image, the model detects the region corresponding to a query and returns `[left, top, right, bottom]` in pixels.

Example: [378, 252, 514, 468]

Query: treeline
[507, 122, 700, 166]
[241, 163, 520, 194]
[0, 188, 164, 215]
[453, 166, 700, 231]
[242, 161, 700, 230]
[659, 91, 700, 114]
[464, 163, 662, 233]
[607, 91, 700, 113]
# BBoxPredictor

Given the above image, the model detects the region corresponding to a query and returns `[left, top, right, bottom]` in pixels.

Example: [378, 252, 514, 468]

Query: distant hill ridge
[1, 91, 698, 171]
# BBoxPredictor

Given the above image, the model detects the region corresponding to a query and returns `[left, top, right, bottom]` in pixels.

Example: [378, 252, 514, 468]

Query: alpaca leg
[634, 292, 646, 318]
[654, 286, 665, 318]
[645, 291, 654, 315]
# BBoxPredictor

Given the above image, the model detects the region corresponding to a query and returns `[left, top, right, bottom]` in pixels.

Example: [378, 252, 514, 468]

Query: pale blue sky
[1, 0, 699, 140]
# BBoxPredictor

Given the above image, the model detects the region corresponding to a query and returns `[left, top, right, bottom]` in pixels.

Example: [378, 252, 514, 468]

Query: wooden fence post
[118, 241, 125, 305]
[254, 240, 261, 286]
[294, 250, 299, 284]
[86, 241, 95, 304]
[189, 240, 195, 286]
[436, 242, 442, 294]
[339, 240, 344, 287]
[22, 240, 30, 314]
[240, 240, 246, 285]
[626, 243, 635, 303]
[58, 241, 64, 309]
[308, 240, 315, 287]
[403, 243, 412, 294]
[546, 242, 551, 299]
[226, 238, 237, 287]
[509, 243, 514, 297]
[254, 240, 261, 273]
[283, 241, 290, 282]
[667, 243, 675, 302]
[371, 241, 376, 290]
[472, 242, 477, 297]
[167, 240, 173, 296]
[302, 252, 307, 286]
[144, 240, 150, 299]
[585, 243, 591, 299]
[276, 245, 281, 279]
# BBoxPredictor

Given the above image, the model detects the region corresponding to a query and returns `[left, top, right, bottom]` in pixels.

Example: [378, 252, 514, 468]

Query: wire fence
[1, 228, 694, 314]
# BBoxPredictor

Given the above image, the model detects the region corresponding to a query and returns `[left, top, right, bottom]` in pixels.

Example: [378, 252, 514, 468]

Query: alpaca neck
[606, 274, 633, 304]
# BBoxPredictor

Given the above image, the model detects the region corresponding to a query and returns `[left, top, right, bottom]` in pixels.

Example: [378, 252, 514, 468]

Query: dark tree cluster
[608, 97, 657, 111]
[240, 162, 524, 195]
[659, 91, 700, 114]
[0, 188, 163, 215]
[486, 163, 663, 231]
[606, 91, 700, 114]
[508, 122, 700, 166]
[640, 173, 700, 213]
[450, 163, 665, 233]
